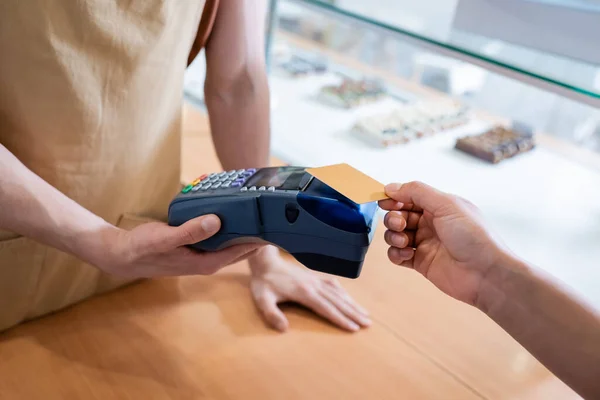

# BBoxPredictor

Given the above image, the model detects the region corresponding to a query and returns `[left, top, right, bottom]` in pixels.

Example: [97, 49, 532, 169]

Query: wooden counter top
[0, 105, 579, 400]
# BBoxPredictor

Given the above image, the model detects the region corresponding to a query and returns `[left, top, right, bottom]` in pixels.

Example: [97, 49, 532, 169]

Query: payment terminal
[168, 166, 379, 278]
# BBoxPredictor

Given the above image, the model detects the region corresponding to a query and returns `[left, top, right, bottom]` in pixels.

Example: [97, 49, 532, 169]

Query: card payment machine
[168, 166, 379, 278]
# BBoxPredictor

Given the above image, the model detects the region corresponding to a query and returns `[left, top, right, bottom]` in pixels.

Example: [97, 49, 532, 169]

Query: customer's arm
[380, 182, 600, 399]
[0, 144, 260, 277]
[480, 253, 600, 399]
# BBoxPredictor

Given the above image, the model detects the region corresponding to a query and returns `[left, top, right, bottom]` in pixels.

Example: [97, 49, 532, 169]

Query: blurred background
[184, 0, 600, 305]
[187, 0, 600, 152]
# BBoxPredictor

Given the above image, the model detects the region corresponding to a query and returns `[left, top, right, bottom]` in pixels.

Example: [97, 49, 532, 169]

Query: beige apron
[0, 0, 218, 332]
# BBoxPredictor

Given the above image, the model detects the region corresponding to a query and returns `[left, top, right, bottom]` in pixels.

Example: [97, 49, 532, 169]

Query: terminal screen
[244, 167, 306, 190]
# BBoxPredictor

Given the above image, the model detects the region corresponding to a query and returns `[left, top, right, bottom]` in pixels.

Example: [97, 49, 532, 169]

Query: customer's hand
[100, 215, 262, 278]
[379, 181, 509, 306]
[248, 246, 371, 332]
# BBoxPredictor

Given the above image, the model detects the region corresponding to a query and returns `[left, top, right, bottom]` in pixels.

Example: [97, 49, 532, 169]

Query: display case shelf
[269, 0, 600, 107]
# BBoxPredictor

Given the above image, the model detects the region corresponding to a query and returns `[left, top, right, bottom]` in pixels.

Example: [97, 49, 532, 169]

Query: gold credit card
[306, 163, 389, 204]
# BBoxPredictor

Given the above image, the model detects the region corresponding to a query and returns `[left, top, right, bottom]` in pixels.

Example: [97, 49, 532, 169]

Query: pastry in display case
[352, 100, 470, 147]
[280, 54, 328, 77]
[455, 125, 536, 163]
[318, 78, 387, 109]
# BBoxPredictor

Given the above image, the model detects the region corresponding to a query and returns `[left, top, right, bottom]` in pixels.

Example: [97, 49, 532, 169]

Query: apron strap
[187, 0, 220, 66]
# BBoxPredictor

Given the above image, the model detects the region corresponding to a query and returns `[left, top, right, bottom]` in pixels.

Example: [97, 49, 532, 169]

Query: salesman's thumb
[169, 214, 221, 248]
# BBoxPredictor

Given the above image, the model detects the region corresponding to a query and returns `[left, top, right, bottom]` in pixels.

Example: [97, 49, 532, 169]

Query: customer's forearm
[204, 68, 271, 170]
[478, 254, 600, 399]
[0, 145, 118, 266]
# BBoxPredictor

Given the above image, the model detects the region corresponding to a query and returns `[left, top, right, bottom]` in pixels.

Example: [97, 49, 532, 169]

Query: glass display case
[261, 0, 600, 306]
[267, 0, 600, 102]
[183, 0, 600, 306]
[265, 0, 600, 154]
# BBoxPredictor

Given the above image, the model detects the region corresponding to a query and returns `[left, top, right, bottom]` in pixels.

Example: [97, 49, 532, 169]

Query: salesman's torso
[0, 0, 209, 331]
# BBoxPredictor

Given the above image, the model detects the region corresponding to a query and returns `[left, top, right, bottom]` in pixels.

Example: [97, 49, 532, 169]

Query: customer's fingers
[385, 182, 449, 215]
[385, 230, 417, 249]
[385, 230, 408, 248]
[388, 247, 415, 268]
[378, 198, 404, 211]
[384, 210, 421, 231]
[384, 212, 407, 232]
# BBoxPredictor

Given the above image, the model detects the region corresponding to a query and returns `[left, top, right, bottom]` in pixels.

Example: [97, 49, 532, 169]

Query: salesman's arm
[202, 1, 372, 333]
[0, 144, 117, 266]
[380, 182, 600, 399]
[203, 0, 270, 170]
[0, 144, 259, 277]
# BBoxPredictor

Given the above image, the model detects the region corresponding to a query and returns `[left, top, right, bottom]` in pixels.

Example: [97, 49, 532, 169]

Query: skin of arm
[199, 1, 372, 333]
[478, 254, 600, 400]
[381, 181, 600, 399]
[202, 0, 278, 265]
[0, 144, 259, 277]
[203, 0, 271, 171]
[0, 144, 117, 267]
